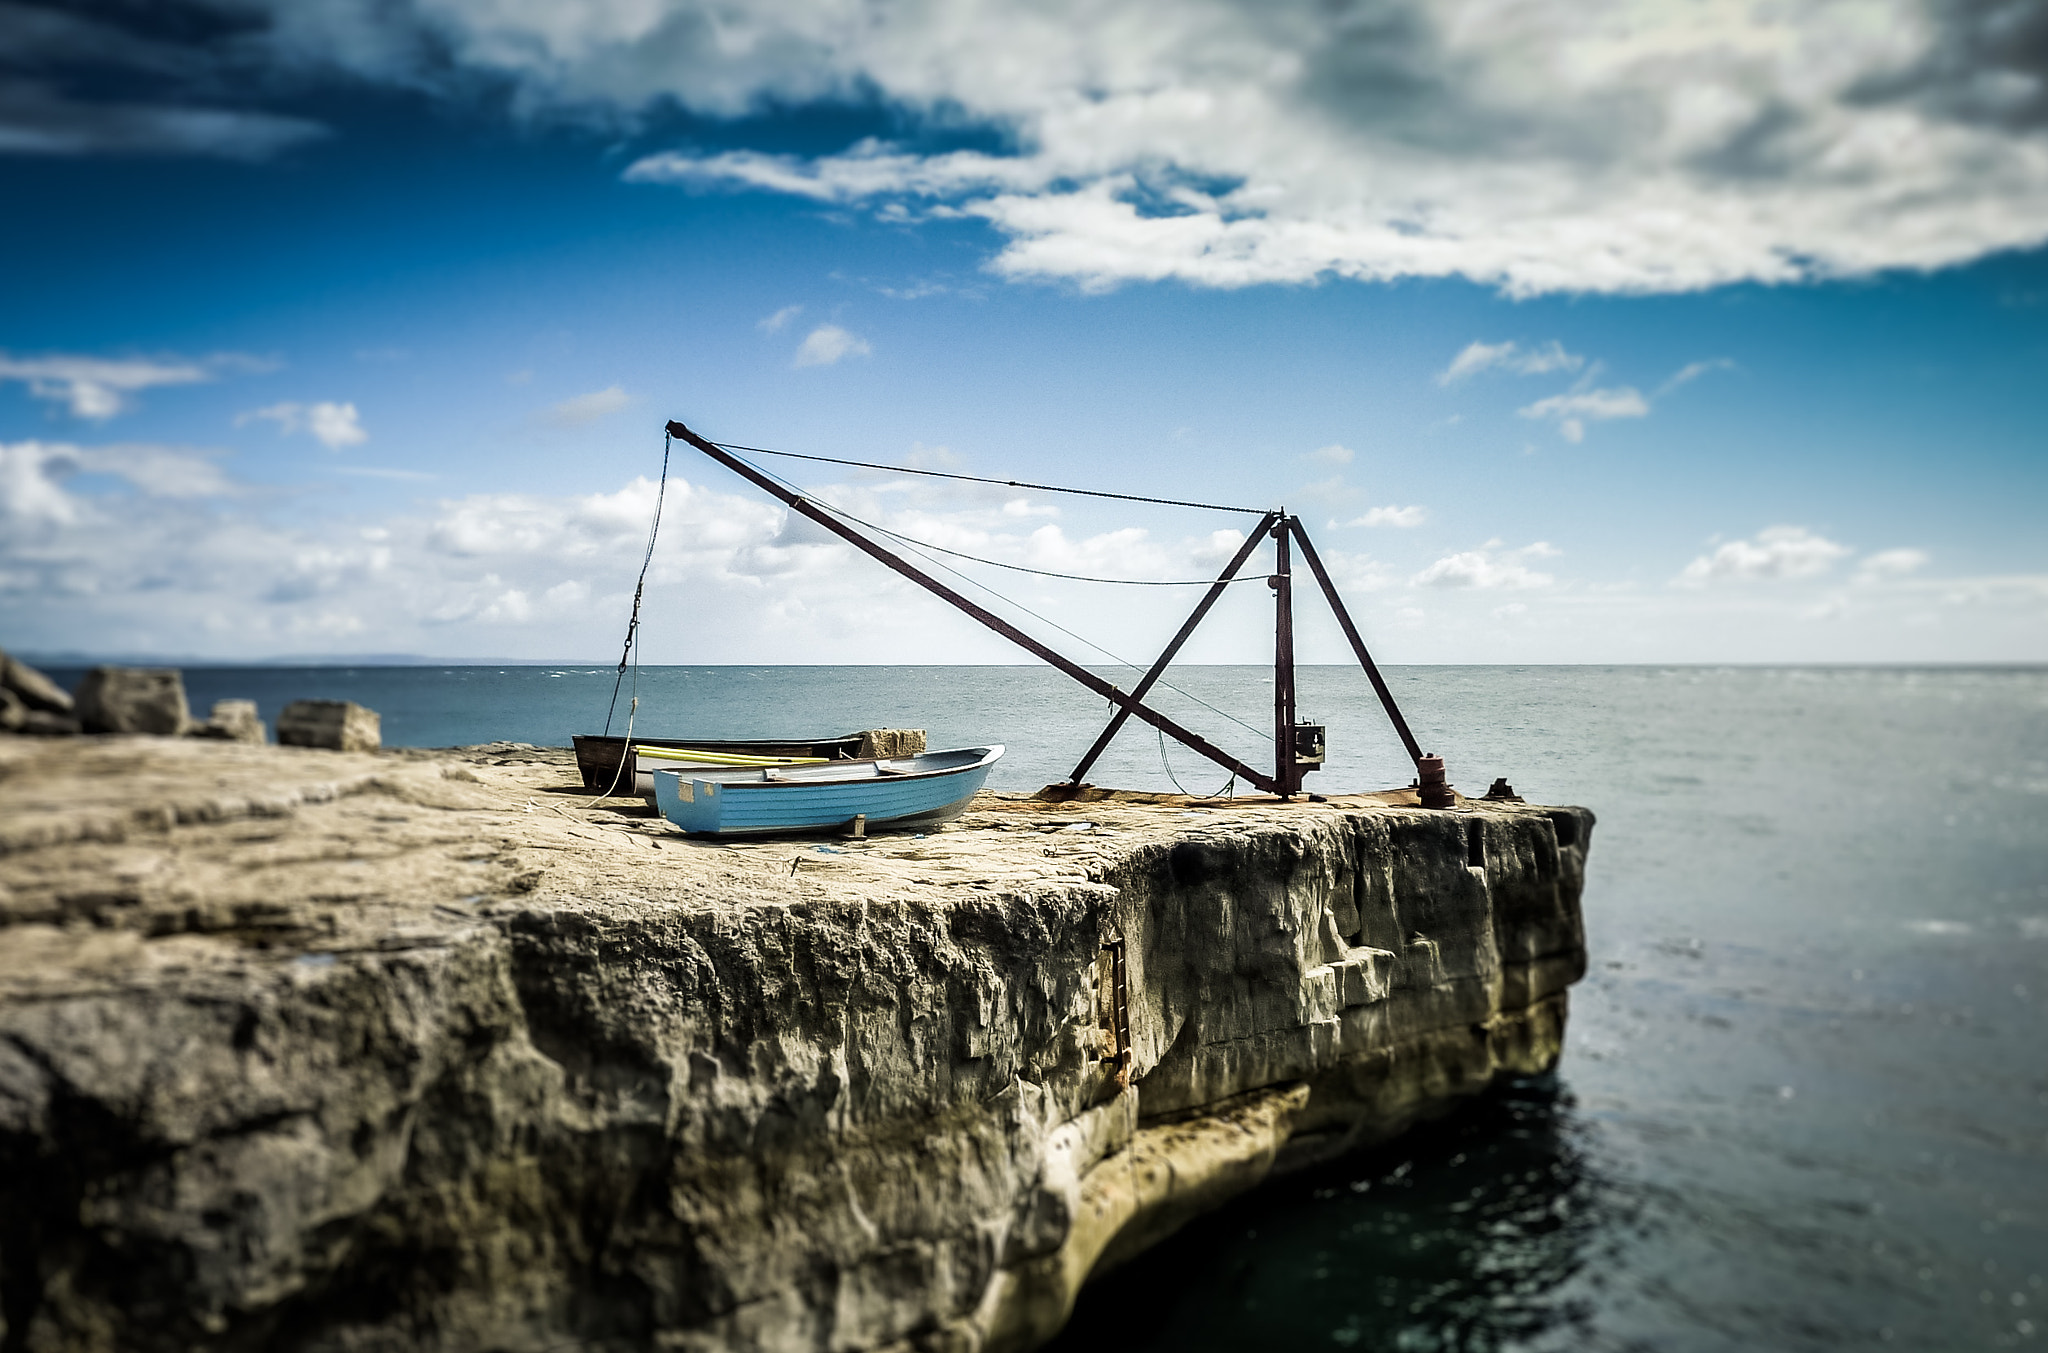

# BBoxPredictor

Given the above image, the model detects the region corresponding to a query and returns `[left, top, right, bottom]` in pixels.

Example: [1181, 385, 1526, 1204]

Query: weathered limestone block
[857, 728, 928, 759]
[276, 699, 380, 751]
[0, 737, 1592, 1353]
[187, 698, 267, 744]
[3, 705, 83, 736]
[0, 649, 73, 714]
[75, 665, 190, 735]
[0, 687, 20, 732]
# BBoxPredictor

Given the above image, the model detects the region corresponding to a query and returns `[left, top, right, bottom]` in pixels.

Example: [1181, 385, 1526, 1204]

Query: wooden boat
[653, 746, 1004, 837]
[572, 733, 873, 797]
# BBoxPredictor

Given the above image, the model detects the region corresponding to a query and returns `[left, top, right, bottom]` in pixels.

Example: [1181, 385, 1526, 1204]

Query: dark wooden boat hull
[571, 733, 870, 796]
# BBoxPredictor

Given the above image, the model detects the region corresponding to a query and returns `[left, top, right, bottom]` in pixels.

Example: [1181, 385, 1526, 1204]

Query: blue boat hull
[653, 746, 1003, 837]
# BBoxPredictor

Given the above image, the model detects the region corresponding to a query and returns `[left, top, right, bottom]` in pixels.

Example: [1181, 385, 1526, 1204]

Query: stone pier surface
[0, 736, 1591, 1353]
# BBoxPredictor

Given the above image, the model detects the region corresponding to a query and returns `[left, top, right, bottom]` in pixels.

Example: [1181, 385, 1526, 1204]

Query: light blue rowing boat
[652, 746, 1005, 837]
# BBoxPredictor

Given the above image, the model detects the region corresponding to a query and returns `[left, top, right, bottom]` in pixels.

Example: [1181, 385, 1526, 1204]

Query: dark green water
[46, 664, 2048, 1350]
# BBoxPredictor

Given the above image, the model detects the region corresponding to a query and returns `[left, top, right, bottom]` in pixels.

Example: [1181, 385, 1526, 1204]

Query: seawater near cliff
[0, 736, 1589, 1352]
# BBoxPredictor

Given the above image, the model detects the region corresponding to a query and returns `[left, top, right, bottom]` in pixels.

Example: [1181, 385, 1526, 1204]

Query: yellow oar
[632, 746, 828, 766]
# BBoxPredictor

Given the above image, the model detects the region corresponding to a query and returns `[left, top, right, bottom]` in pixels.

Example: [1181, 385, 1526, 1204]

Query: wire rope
[742, 456, 1269, 743]
[711, 440, 1267, 516]
[1157, 725, 1237, 800]
[813, 504, 1268, 587]
[594, 432, 672, 796]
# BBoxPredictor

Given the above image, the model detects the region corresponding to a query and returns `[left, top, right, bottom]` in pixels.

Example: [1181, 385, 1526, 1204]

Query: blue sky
[3, 0, 2045, 665]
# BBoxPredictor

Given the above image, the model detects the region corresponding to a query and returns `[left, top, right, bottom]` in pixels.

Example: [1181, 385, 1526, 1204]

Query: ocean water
[44, 664, 2048, 1350]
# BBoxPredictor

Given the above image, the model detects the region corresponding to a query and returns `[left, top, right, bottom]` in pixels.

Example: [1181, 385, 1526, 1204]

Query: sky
[2, 0, 2045, 667]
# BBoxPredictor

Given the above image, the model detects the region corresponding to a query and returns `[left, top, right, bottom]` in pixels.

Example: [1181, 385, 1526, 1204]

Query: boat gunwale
[651, 746, 1003, 791]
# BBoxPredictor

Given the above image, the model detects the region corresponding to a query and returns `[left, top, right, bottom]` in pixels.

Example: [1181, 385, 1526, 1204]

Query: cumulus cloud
[0, 441, 87, 526]
[541, 385, 630, 427]
[1448, 344, 1721, 440]
[758, 304, 803, 333]
[793, 324, 872, 368]
[1676, 527, 1853, 585]
[1, 440, 236, 528]
[1856, 547, 1932, 580]
[1306, 443, 1354, 465]
[0, 351, 245, 419]
[1413, 544, 1555, 590]
[1518, 387, 1650, 442]
[2, 430, 1297, 660]
[5, 437, 2040, 663]
[1438, 340, 1584, 385]
[1344, 505, 1428, 528]
[237, 400, 368, 448]
[18, 1, 2048, 296]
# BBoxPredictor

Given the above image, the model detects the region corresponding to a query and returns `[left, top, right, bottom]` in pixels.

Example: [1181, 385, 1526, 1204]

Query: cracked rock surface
[0, 735, 1590, 1352]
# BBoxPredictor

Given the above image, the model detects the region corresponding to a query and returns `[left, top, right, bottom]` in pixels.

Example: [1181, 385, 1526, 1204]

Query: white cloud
[4, 438, 2042, 664]
[1657, 359, 1735, 397]
[1344, 505, 1428, 528]
[90, 443, 241, 498]
[758, 304, 804, 333]
[3, 431, 1335, 661]
[793, 324, 872, 368]
[1315, 548, 1394, 592]
[25, 2, 2048, 297]
[0, 441, 87, 527]
[1413, 546, 1555, 590]
[593, 2, 2048, 294]
[1, 440, 236, 530]
[541, 385, 631, 427]
[237, 400, 368, 448]
[1190, 528, 1250, 569]
[1438, 340, 1584, 385]
[306, 401, 368, 448]
[1677, 526, 1852, 585]
[1306, 443, 1354, 465]
[1518, 387, 1649, 442]
[1856, 547, 1931, 581]
[0, 351, 226, 419]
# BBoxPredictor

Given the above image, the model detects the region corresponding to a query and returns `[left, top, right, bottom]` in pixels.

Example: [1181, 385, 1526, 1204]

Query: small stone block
[277, 699, 380, 752]
[856, 728, 926, 759]
[189, 699, 267, 745]
[75, 666, 190, 735]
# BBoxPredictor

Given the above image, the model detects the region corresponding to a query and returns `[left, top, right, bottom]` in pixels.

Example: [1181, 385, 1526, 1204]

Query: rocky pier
[0, 735, 1590, 1353]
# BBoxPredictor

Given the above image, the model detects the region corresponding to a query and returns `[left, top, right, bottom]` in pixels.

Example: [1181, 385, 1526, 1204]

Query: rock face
[74, 665, 190, 735]
[276, 699, 380, 751]
[0, 738, 1590, 1353]
[188, 698, 268, 744]
[0, 650, 73, 716]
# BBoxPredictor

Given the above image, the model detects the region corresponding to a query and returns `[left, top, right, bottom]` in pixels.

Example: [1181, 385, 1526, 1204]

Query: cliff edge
[0, 736, 1590, 1352]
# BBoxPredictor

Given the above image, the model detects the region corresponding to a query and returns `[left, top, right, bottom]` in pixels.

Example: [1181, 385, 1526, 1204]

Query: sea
[48, 663, 2047, 1352]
